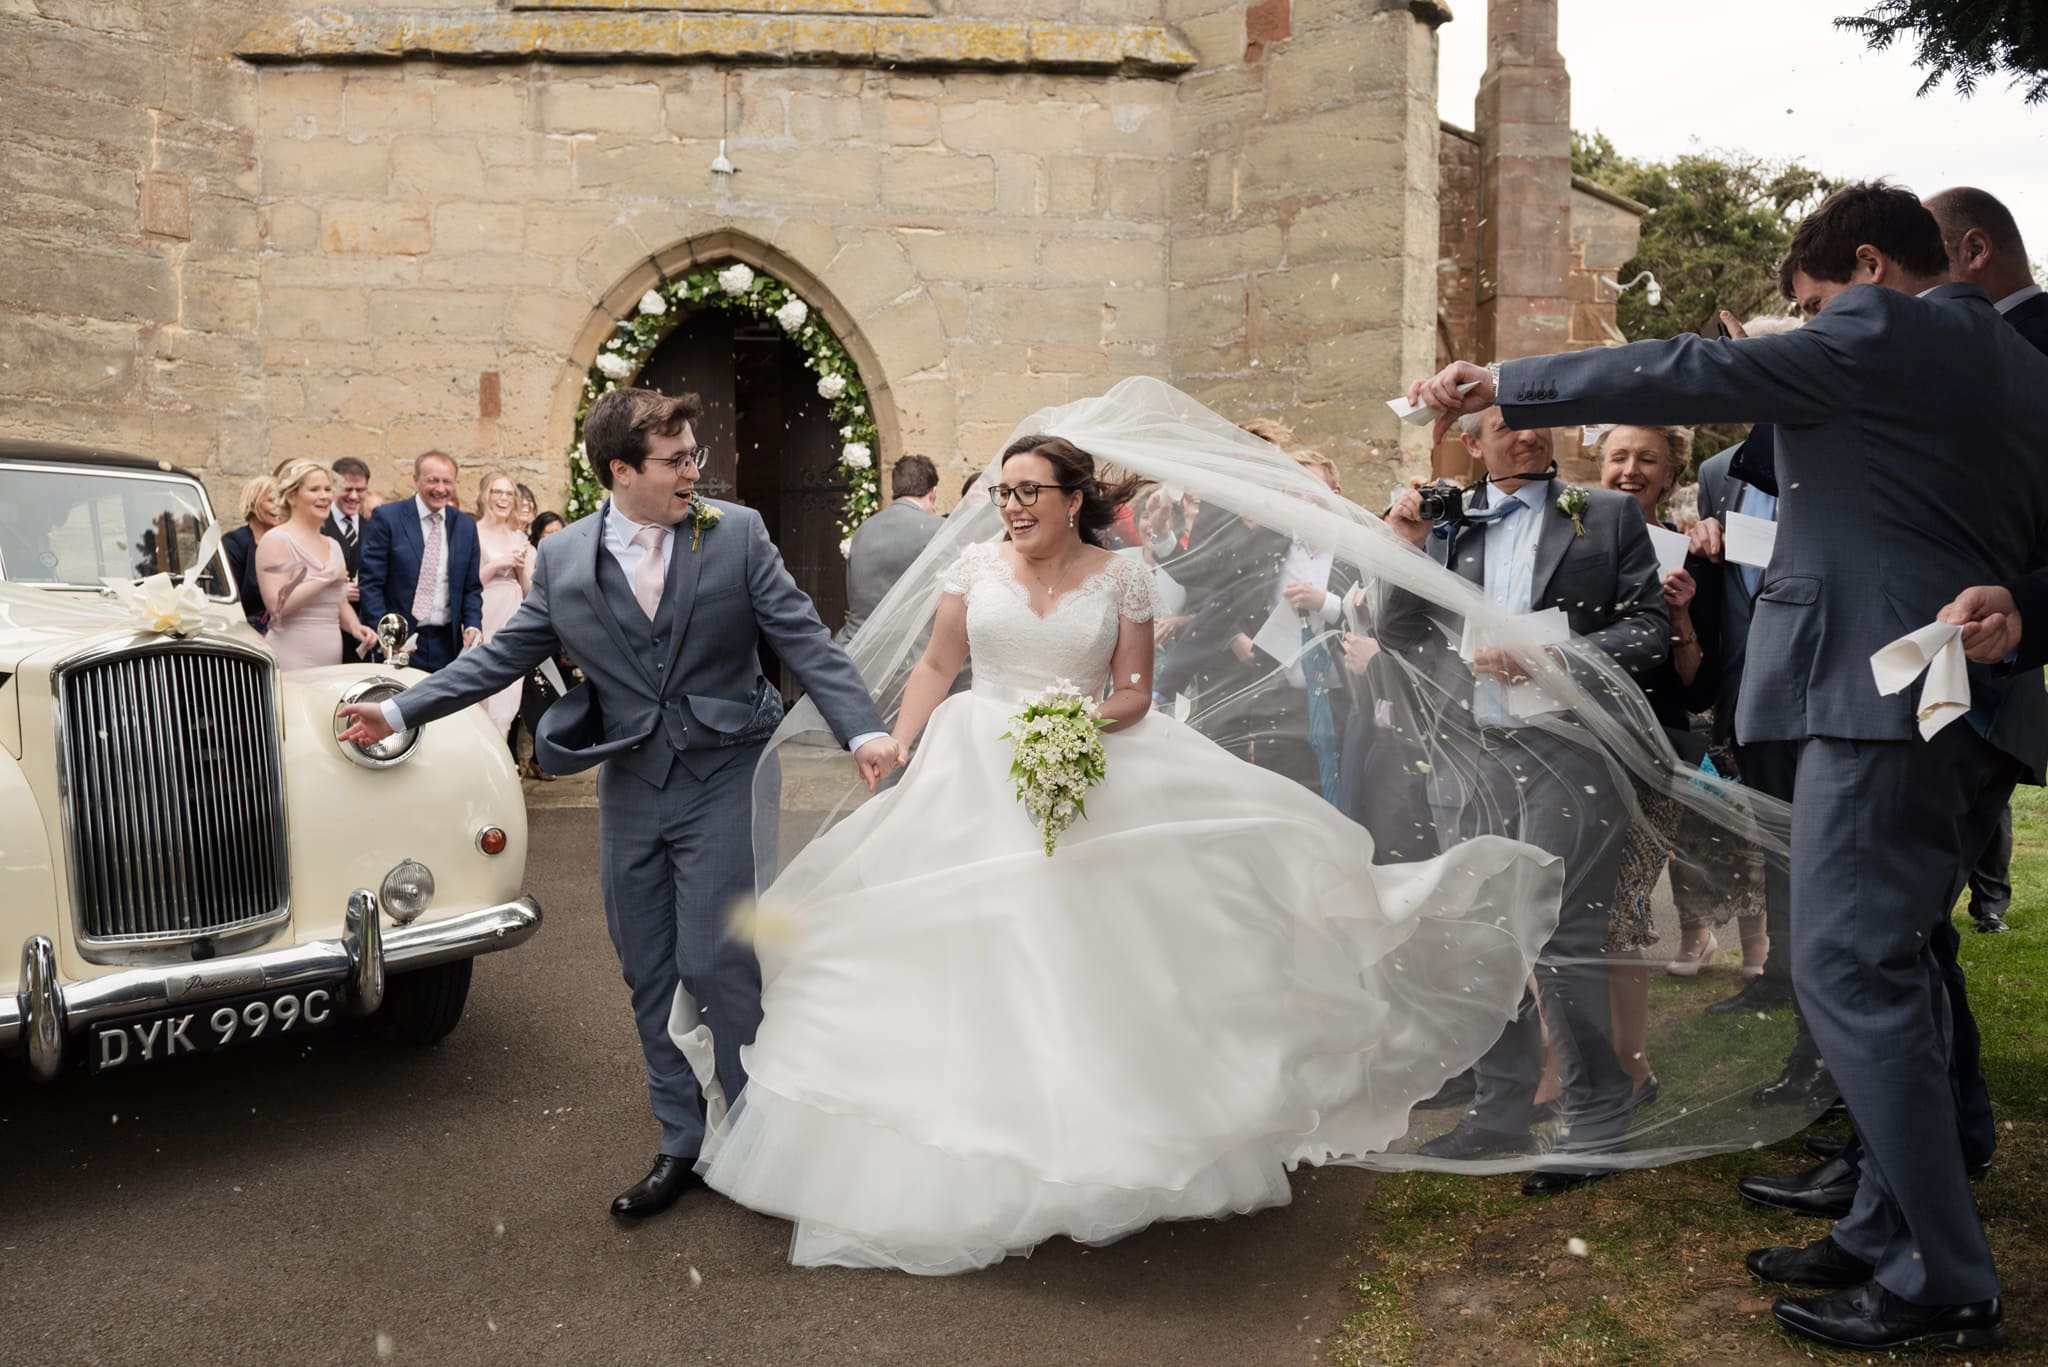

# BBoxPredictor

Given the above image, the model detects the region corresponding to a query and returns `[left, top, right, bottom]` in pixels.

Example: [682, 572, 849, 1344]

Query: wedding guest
[359, 450, 485, 673]
[515, 483, 539, 535]
[841, 455, 942, 640]
[255, 459, 380, 669]
[1927, 185, 2048, 936]
[1239, 454, 1352, 796]
[1381, 407, 1667, 1193]
[475, 468, 536, 735]
[221, 475, 283, 632]
[322, 455, 373, 657]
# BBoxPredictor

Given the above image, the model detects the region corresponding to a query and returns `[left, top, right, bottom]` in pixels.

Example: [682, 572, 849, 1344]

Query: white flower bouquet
[1001, 682, 1112, 857]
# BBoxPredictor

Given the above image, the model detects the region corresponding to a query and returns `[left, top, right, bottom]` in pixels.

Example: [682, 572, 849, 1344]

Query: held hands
[336, 702, 395, 747]
[855, 736, 906, 793]
[1406, 361, 1497, 444]
[1938, 585, 2023, 664]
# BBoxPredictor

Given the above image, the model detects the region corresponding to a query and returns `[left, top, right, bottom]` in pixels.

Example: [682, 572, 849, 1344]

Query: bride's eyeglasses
[987, 482, 1075, 508]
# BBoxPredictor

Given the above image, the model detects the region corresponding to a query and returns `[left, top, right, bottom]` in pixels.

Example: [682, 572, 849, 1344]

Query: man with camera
[1378, 407, 1667, 1195]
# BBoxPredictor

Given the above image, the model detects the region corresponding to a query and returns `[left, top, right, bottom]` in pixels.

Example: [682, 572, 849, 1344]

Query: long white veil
[752, 376, 1808, 1172]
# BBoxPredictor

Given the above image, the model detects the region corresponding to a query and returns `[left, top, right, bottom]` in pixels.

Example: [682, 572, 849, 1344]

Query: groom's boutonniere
[689, 499, 722, 552]
[1555, 486, 1588, 538]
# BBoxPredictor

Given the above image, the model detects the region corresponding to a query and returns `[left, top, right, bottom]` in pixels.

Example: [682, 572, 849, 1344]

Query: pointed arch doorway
[636, 309, 850, 695]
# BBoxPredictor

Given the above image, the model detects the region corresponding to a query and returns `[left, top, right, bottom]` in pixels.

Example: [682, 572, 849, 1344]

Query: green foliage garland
[563, 262, 881, 546]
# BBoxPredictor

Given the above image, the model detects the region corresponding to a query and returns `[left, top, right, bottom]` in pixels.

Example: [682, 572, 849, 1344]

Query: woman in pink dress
[474, 468, 536, 736]
[256, 460, 380, 671]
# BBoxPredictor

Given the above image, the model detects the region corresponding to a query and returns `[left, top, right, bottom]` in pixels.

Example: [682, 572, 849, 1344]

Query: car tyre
[379, 959, 473, 1046]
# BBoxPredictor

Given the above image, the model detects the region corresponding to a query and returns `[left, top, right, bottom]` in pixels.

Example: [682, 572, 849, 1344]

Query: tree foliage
[1838, 1, 2048, 105]
[1573, 131, 1836, 343]
[1573, 132, 1838, 464]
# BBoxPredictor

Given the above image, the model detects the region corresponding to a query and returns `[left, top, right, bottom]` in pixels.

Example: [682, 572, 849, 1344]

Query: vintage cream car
[0, 440, 541, 1079]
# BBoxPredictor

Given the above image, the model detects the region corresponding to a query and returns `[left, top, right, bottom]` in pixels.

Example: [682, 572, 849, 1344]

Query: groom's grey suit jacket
[393, 498, 883, 781]
[1500, 282, 2048, 783]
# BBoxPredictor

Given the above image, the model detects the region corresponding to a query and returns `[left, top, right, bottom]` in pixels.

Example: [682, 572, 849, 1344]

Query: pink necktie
[411, 509, 443, 622]
[632, 524, 668, 619]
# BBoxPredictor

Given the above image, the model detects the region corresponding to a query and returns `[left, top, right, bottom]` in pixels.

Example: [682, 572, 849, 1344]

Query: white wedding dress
[698, 542, 1564, 1274]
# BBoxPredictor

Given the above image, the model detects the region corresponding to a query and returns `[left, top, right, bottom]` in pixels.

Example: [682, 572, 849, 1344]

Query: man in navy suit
[1928, 187, 2048, 936]
[359, 450, 484, 672]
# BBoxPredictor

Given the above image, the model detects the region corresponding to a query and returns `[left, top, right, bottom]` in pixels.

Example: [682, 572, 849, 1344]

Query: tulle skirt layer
[699, 690, 1564, 1274]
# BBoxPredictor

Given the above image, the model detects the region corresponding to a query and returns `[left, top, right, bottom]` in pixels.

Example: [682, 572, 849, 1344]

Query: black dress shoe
[1521, 1167, 1610, 1196]
[1773, 1283, 2005, 1351]
[1739, 1152, 1859, 1219]
[1803, 1135, 1849, 1161]
[1971, 908, 2010, 934]
[1705, 976, 1795, 1015]
[1415, 1118, 1529, 1160]
[610, 1154, 703, 1220]
[1744, 1235, 1874, 1288]
[1752, 1056, 1838, 1109]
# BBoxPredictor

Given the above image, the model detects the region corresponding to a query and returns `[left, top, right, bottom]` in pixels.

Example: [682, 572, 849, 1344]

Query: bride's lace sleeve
[1110, 555, 1161, 623]
[940, 541, 995, 596]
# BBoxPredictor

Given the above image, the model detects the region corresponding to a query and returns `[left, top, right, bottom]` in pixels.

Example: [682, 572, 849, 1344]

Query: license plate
[86, 985, 341, 1073]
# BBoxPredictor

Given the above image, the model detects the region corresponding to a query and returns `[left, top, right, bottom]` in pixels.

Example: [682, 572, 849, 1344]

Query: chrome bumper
[0, 895, 542, 1079]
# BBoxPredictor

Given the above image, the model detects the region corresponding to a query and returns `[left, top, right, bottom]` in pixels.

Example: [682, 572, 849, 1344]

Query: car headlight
[334, 678, 422, 769]
[380, 858, 435, 924]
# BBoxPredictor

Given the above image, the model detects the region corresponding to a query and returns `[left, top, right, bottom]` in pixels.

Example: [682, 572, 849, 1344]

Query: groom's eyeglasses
[648, 448, 703, 473]
[988, 482, 1074, 508]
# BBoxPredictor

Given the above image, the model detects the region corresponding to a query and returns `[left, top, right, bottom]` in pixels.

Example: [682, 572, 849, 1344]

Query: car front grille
[57, 643, 290, 948]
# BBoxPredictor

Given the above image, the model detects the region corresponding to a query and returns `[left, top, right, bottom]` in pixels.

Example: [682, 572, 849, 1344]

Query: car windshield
[0, 463, 232, 598]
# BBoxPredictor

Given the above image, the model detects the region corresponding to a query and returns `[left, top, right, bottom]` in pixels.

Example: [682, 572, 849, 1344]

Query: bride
[694, 413, 1572, 1273]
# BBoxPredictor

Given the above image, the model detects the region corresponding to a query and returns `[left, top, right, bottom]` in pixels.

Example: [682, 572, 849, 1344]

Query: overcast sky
[1437, 1, 2048, 269]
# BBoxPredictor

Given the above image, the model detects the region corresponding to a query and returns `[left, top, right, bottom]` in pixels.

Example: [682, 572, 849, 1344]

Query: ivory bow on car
[100, 523, 225, 639]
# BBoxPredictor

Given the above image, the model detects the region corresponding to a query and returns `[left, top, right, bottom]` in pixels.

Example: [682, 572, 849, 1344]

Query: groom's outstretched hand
[854, 736, 905, 793]
[337, 703, 395, 747]
[1407, 360, 1496, 444]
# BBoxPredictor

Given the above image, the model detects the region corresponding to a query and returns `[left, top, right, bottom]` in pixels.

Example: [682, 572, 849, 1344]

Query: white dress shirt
[1994, 283, 2043, 316]
[412, 494, 453, 627]
[1272, 539, 1339, 688]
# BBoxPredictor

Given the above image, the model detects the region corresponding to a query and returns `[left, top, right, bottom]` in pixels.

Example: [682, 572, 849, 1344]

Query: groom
[340, 387, 896, 1220]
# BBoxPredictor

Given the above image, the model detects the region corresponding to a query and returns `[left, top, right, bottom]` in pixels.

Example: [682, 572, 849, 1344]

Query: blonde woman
[255, 460, 380, 669]
[222, 474, 284, 631]
[474, 468, 535, 735]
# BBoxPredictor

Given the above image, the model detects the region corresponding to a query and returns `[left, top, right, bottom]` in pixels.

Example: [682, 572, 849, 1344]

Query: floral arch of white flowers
[563, 261, 882, 550]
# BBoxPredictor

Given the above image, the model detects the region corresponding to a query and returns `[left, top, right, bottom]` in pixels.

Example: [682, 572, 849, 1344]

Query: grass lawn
[1328, 787, 2048, 1365]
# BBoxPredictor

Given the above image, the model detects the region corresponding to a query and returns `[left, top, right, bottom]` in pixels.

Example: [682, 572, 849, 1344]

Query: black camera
[1415, 482, 1464, 524]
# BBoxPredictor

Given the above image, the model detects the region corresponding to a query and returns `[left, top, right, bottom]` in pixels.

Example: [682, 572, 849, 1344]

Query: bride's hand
[855, 736, 906, 792]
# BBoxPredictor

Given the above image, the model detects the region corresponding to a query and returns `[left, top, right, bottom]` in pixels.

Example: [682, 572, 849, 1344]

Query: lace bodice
[940, 542, 1158, 698]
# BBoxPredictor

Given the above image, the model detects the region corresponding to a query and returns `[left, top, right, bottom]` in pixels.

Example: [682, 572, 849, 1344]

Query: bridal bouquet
[1001, 682, 1112, 857]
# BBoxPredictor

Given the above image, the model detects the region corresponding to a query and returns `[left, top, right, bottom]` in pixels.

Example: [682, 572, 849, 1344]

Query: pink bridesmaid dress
[256, 532, 350, 672]
[477, 536, 532, 734]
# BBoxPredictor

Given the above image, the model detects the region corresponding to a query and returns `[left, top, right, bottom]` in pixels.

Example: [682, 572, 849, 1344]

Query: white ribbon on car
[1870, 621, 1971, 740]
[100, 522, 225, 639]
[665, 986, 729, 1131]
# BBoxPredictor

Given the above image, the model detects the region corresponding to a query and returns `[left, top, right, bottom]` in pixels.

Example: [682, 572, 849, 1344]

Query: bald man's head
[1927, 187, 2034, 300]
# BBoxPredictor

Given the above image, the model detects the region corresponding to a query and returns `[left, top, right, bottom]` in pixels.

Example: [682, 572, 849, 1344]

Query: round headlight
[379, 858, 435, 924]
[335, 677, 422, 769]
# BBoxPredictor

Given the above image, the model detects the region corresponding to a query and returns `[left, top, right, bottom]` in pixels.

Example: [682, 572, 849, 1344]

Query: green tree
[1573, 131, 1835, 342]
[1573, 132, 1838, 463]
[1838, 1, 2048, 105]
